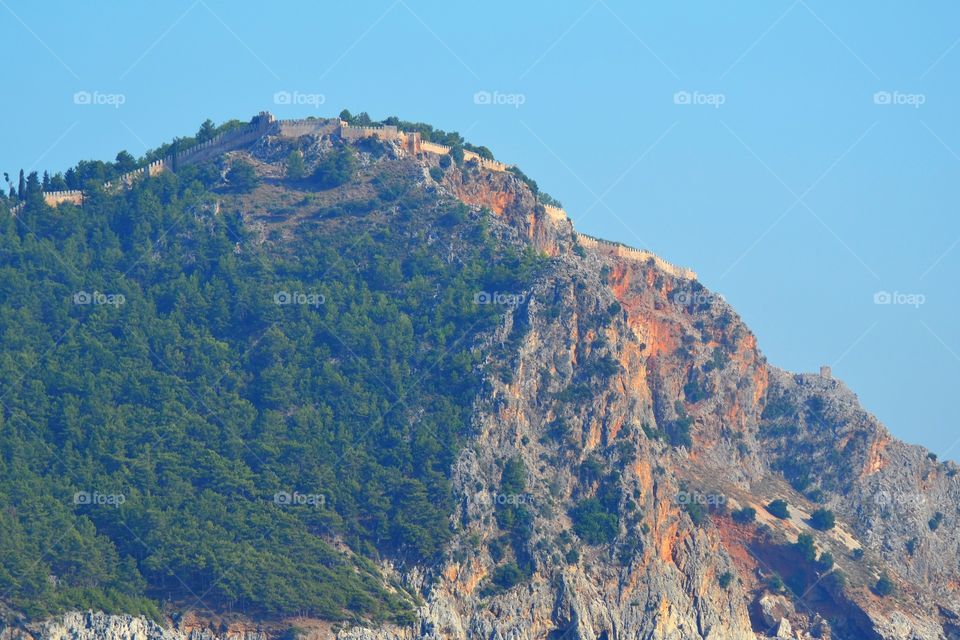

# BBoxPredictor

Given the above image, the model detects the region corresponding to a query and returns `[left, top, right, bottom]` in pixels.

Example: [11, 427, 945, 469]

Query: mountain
[0, 112, 957, 640]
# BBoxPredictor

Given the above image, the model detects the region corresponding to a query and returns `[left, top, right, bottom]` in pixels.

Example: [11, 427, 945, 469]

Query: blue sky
[2, 1, 958, 458]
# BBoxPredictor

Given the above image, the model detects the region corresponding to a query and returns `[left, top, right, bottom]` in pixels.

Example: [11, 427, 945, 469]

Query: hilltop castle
[17, 112, 696, 280]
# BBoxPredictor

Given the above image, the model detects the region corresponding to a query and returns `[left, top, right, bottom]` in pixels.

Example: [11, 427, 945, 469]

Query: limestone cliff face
[6, 132, 959, 640]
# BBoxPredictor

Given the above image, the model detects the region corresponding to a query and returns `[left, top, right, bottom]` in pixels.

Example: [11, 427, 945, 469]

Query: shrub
[718, 571, 733, 588]
[817, 551, 834, 571]
[794, 533, 816, 562]
[226, 159, 259, 192]
[809, 508, 836, 531]
[767, 573, 784, 592]
[310, 146, 356, 189]
[731, 507, 756, 524]
[873, 573, 894, 597]
[490, 562, 525, 591]
[685, 501, 707, 526]
[570, 498, 618, 545]
[429, 166, 444, 182]
[929, 512, 944, 531]
[766, 499, 790, 519]
[851, 548, 864, 560]
[666, 415, 693, 448]
[285, 150, 306, 180]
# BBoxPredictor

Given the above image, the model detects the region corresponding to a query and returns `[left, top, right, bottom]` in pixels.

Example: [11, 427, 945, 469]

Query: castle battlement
[575, 233, 696, 280]
[542, 204, 567, 223]
[12, 113, 694, 282]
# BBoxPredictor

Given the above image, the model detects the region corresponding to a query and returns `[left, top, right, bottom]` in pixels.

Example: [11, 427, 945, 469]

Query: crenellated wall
[15, 113, 693, 281]
[542, 204, 567, 223]
[43, 190, 84, 207]
[575, 232, 696, 280]
[278, 119, 338, 139]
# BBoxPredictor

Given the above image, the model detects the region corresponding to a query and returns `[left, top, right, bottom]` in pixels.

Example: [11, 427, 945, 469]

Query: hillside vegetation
[0, 148, 540, 622]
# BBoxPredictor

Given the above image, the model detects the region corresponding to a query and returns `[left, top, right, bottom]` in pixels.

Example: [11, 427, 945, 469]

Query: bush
[718, 571, 733, 588]
[767, 573, 785, 592]
[286, 150, 306, 180]
[226, 159, 259, 192]
[490, 562, 525, 591]
[731, 507, 756, 524]
[666, 415, 693, 448]
[766, 499, 790, 519]
[570, 498, 618, 545]
[310, 146, 356, 189]
[929, 512, 944, 531]
[429, 166, 444, 182]
[817, 551, 834, 571]
[873, 572, 894, 597]
[809, 508, 836, 531]
[685, 501, 707, 526]
[794, 533, 816, 562]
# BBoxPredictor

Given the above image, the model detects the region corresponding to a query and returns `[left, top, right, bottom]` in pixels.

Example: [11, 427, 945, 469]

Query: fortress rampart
[43, 190, 84, 207]
[542, 204, 567, 223]
[10, 112, 695, 281]
[575, 233, 696, 280]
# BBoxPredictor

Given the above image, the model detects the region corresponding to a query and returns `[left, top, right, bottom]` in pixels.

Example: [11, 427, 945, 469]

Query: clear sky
[2, 1, 958, 458]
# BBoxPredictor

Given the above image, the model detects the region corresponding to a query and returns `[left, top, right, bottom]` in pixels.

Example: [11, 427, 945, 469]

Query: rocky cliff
[3, 123, 957, 640]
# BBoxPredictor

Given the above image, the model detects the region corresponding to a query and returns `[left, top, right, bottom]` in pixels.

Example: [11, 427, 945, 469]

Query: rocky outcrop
[7, 124, 959, 640]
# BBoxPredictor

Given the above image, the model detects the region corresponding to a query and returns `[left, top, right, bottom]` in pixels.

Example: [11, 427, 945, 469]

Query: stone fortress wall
[575, 233, 696, 280]
[13, 112, 695, 280]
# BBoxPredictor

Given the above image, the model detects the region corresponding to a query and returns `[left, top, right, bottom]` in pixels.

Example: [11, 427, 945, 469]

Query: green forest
[0, 152, 540, 623]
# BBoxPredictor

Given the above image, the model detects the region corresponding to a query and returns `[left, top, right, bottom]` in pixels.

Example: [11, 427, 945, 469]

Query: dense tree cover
[0, 155, 541, 622]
